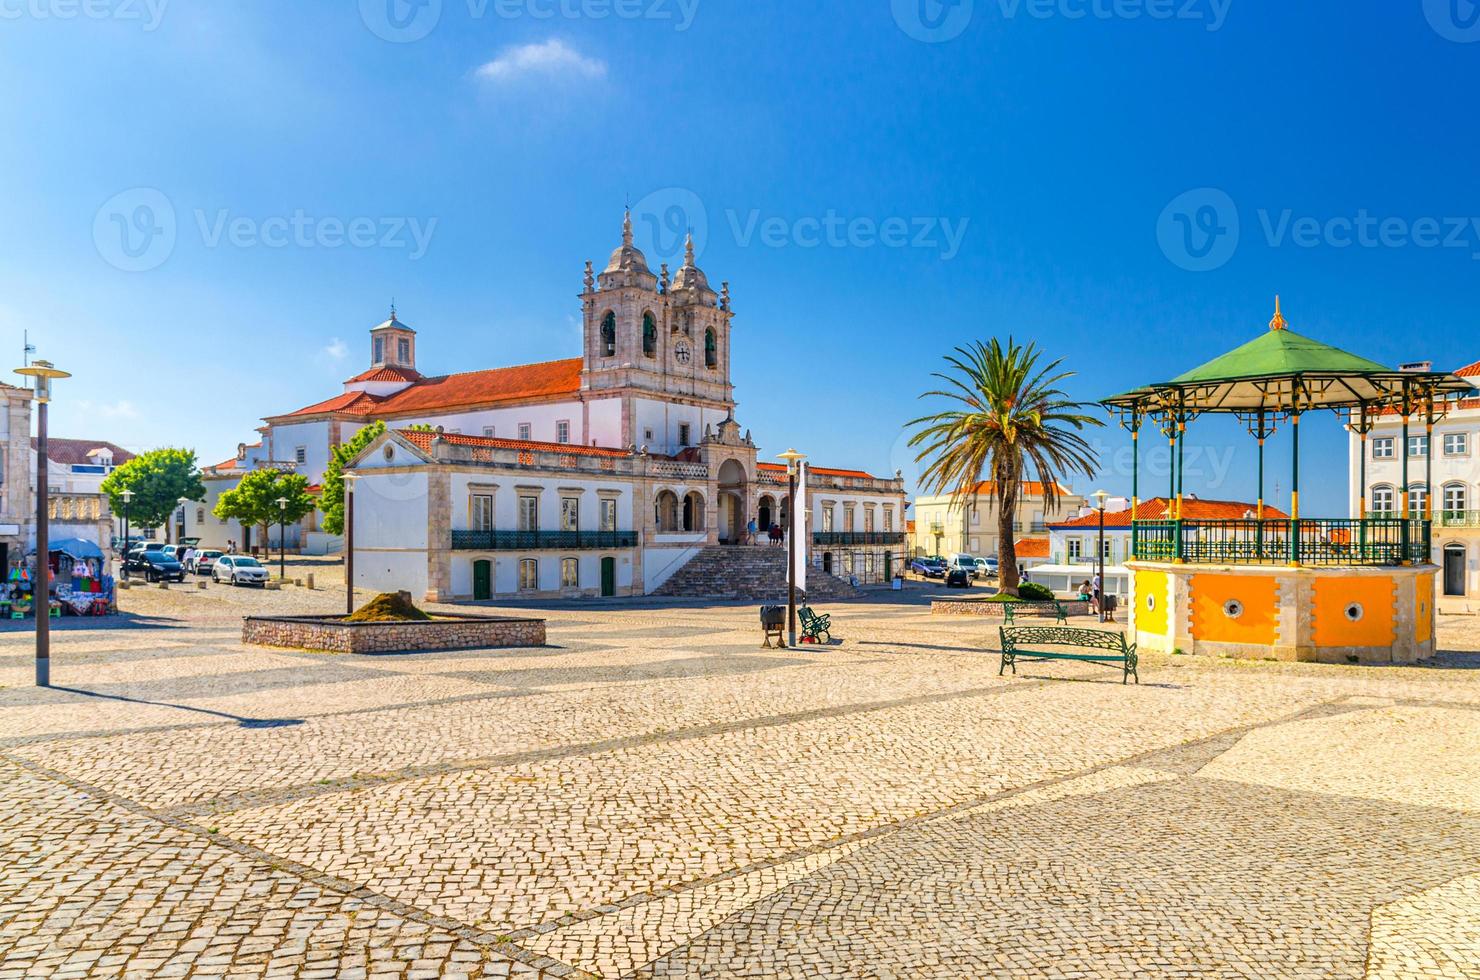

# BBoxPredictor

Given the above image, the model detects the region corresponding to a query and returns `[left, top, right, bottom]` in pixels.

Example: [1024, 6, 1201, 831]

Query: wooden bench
[799, 606, 831, 643]
[999, 625, 1139, 684]
[1001, 600, 1068, 625]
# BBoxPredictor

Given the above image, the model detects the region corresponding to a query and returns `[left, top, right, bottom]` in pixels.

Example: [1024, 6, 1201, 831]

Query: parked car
[945, 568, 972, 588]
[213, 555, 269, 587]
[975, 556, 999, 578]
[910, 556, 947, 578]
[187, 549, 223, 575]
[947, 554, 981, 580]
[131, 551, 186, 583]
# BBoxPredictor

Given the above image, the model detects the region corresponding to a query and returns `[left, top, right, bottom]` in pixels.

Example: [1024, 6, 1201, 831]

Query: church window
[678, 423, 691, 447]
[556, 420, 570, 444]
[642, 312, 656, 357]
[397, 338, 410, 363]
[704, 329, 717, 368]
[601, 311, 616, 356]
[373, 336, 384, 363]
[518, 422, 532, 441]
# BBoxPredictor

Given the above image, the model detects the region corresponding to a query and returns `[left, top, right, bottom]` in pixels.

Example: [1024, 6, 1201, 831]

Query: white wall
[449, 472, 633, 531]
[396, 400, 586, 446]
[266, 420, 333, 484]
[632, 398, 729, 455]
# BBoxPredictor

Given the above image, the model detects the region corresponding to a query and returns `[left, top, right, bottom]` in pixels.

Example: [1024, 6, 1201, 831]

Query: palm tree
[908, 338, 1102, 596]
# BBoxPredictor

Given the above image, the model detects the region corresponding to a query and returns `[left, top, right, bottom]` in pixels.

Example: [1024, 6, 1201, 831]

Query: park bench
[999, 625, 1139, 684]
[799, 606, 831, 643]
[1001, 600, 1069, 625]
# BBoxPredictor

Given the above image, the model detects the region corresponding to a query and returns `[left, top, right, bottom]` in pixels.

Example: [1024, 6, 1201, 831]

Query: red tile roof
[756, 462, 881, 480]
[394, 429, 632, 459]
[1456, 359, 1480, 378]
[344, 365, 424, 384]
[966, 480, 1073, 497]
[33, 438, 135, 467]
[277, 358, 584, 420]
[1014, 537, 1050, 559]
[1048, 497, 1288, 529]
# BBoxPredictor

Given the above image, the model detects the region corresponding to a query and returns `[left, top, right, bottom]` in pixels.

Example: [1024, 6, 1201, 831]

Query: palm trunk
[997, 480, 1021, 595]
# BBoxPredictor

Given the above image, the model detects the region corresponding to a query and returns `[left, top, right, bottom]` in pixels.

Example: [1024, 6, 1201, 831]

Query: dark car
[128, 551, 186, 583]
[945, 568, 971, 588]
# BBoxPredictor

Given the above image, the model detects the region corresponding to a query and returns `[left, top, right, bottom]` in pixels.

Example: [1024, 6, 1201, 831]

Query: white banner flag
[790, 462, 807, 593]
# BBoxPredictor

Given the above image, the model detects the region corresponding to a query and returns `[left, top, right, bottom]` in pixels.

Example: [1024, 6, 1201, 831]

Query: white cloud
[323, 338, 349, 360]
[475, 40, 607, 85]
[78, 399, 140, 420]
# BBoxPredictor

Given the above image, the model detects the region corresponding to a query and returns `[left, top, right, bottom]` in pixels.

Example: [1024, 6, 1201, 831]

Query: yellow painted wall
[1190, 574, 1278, 645]
[1415, 572, 1434, 645]
[1134, 569, 1169, 636]
[1312, 576, 1396, 648]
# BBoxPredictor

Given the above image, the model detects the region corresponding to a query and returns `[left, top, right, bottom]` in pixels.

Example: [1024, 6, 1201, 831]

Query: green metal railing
[812, 532, 907, 547]
[1131, 518, 1430, 566]
[451, 530, 637, 551]
[1436, 510, 1480, 528]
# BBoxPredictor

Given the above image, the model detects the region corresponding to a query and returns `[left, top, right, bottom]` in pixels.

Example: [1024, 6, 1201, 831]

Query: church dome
[602, 210, 652, 276]
[669, 233, 716, 300]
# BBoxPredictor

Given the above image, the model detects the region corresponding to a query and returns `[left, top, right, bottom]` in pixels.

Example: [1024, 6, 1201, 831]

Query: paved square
[3, 586, 1479, 978]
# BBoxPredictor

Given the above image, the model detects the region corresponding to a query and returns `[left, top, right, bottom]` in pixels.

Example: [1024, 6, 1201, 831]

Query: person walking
[1091, 571, 1103, 616]
[746, 517, 758, 546]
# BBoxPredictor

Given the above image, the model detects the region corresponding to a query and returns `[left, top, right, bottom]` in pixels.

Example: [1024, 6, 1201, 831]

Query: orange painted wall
[1134, 569, 1168, 636]
[1415, 572, 1434, 645]
[1312, 577, 1396, 648]
[1189, 574, 1278, 645]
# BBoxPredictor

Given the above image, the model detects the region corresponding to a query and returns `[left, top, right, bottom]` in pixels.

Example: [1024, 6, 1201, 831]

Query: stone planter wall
[242, 614, 546, 654]
[931, 598, 1093, 618]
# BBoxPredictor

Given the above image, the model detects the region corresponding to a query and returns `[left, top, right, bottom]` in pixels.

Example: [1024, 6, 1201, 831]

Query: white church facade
[197, 213, 908, 600]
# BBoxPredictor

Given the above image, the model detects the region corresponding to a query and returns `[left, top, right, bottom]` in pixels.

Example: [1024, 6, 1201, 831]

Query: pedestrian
[1091, 571, 1103, 615]
[769, 523, 781, 546]
[183, 544, 197, 571]
[747, 517, 758, 546]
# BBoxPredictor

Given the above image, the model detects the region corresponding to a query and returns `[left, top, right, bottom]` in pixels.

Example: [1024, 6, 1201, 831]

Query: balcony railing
[451, 530, 637, 551]
[1131, 519, 1431, 566]
[812, 531, 907, 547]
[1436, 510, 1480, 528]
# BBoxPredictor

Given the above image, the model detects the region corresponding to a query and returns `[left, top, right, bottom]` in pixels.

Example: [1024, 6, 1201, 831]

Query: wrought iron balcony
[1436, 510, 1480, 528]
[451, 530, 637, 551]
[1131, 518, 1431, 566]
[812, 531, 908, 547]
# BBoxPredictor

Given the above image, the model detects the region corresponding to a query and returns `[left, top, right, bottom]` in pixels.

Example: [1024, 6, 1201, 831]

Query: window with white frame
[1372, 438, 1395, 459]
[561, 557, 578, 588]
[518, 422, 532, 441]
[843, 505, 855, 533]
[1371, 485, 1396, 513]
[295, 446, 307, 465]
[1411, 484, 1429, 517]
[1408, 435, 1429, 458]
[1444, 483, 1469, 515]
[518, 494, 539, 531]
[556, 420, 570, 444]
[483, 426, 495, 438]
[471, 494, 494, 531]
[397, 337, 410, 363]
[560, 496, 579, 532]
[600, 498, 616, 531]
[822, 507, 834, 533]
[519, 558, 538, 591]
[1067, 538, 1083, 562]
[864, 507, 875, 532]
[883, 507, 893, 532]
[1444, 432, 1469, 456]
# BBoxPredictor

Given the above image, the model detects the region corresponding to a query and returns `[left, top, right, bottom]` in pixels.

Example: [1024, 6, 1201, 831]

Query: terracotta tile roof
[344, 365, 423, 384]
[1456, 359, 1480, 378]
[965, 480, 1073, 497]
[279, 358, 583, 420]
[1048, 497, 1288, 529]
[394, 429, 632, 459]
[756, 462, 881, 480]
[1014, 538, 1051, 559]
[33, 438, 135, 467]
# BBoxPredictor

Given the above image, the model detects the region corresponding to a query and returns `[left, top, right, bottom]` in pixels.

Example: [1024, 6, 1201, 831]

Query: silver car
[213, 555, 269, 587]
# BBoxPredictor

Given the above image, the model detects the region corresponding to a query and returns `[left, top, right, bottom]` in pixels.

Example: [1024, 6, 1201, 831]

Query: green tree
[214, 468, 316, 555]
[908, 339, 1102, 595]
[100, 448, 205, 541]
[319, 420, 385, 536]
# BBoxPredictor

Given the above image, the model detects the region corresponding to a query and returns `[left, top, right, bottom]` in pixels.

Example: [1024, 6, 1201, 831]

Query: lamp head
[119, 488, 133, 502]
[776, 448, 806, 473]
[276, 496, 289, 510]
[1093, 489, 1109, 510]
[14, 359, 70, 403]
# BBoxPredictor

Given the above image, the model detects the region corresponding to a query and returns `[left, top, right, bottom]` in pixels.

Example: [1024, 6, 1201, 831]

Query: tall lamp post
[1093, 489, 1108, 623]
[275, 497, 288, 581]
[119, 488, 133, 582]
[16, 359, 70, 688]
[343, 472, 359, 616]
[777, 448, 806, 647]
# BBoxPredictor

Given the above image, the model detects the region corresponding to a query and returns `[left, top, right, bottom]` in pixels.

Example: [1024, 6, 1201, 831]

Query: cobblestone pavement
[2, 585, 1479, 978]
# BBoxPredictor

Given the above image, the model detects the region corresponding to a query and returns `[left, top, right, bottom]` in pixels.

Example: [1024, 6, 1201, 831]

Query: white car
[213, 555, 269, 587]
[187, 549, 224, 575]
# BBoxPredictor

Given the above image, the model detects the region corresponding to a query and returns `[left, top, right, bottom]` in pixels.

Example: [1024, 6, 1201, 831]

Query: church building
[198, 212, 908, 600]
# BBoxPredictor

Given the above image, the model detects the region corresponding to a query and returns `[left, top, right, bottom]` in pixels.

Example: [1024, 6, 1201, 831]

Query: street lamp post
[777, 448, 806, 647]
[120, 488, 133, 582]
[1093, 489, 1109, 623]
[276, 497, 288, 580]
[15, 359, 70, 688]
[343, 472, 360, 616]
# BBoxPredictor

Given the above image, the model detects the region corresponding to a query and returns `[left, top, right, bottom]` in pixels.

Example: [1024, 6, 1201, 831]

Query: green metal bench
[999, 625, 1139, 684]
[799, 606, 831, 643]
[1001, 600, 1069, 625]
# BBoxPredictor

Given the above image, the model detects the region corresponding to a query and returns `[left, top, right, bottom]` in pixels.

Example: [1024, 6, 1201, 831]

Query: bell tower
[369, 307, 417, 371]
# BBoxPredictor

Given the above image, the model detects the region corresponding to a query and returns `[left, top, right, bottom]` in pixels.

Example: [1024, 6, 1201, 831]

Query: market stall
[7, 538, 116, 618]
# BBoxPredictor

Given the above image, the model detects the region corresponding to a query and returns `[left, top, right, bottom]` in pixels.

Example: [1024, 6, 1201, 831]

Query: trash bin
[892, 575, 903, 591]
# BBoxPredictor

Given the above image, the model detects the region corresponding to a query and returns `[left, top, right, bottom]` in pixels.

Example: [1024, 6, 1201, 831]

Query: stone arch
[655, 489, 680, 532]
[717, 458, 747, 543]
[642, 311, 657, 358]
[601, 311, 617, 357]
[683, 490, 705, 532]
[758, 494, 776, 532]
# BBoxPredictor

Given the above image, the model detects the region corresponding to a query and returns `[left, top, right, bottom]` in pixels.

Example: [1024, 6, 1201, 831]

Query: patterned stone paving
[2, 591, 1479, 978]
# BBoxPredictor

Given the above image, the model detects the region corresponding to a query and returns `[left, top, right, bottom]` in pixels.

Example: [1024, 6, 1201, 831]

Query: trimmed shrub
[1018, 582, 1056, 602]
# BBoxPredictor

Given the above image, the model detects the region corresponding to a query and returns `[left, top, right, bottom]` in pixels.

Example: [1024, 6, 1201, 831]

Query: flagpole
[777, 449, 806, 647]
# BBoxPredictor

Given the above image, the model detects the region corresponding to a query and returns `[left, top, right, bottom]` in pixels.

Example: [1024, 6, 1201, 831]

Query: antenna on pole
[22, 331, 35, 367]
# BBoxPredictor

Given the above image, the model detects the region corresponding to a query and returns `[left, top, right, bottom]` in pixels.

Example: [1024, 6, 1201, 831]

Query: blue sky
[2, 0, 1477, 514]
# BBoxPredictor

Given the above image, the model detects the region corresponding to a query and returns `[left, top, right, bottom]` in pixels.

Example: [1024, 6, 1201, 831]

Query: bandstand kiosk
[1103, 301, 1472, 664]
